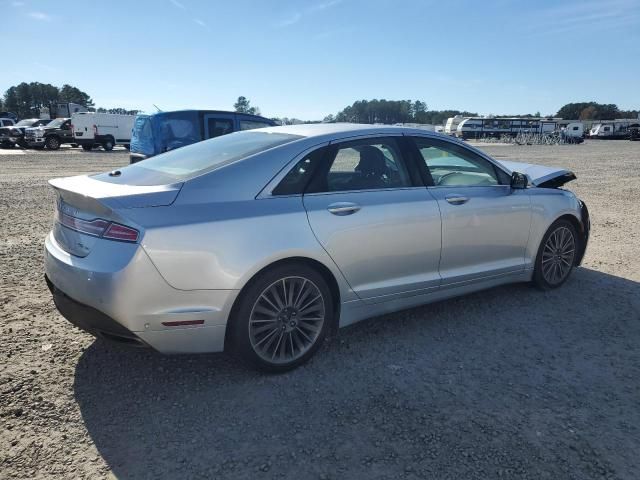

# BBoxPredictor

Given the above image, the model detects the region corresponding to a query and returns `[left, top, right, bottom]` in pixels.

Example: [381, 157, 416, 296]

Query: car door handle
[327, 202, 361, 215]
[445, 194, 469, 205]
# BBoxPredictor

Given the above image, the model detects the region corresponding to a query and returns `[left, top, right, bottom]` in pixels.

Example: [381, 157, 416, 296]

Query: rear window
[128, 130, 302, 181]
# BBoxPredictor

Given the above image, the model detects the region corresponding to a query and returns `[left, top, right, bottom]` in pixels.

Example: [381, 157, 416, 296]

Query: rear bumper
[44, 231, 238, 353]
[46, 275, 145, 346]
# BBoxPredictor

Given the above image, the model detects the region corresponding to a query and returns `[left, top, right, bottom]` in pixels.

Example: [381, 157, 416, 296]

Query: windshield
[16, 119, 37, 126]
[128, 130, 302, 181]
[46, 118, 66, 128]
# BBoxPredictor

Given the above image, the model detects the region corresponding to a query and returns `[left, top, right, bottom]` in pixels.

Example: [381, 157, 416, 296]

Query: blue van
[129, 110, 277, 163]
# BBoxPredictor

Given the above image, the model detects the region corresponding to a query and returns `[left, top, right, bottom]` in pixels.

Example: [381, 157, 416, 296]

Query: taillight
[103, 223, 139, 242]
[55, 210, 139, 242]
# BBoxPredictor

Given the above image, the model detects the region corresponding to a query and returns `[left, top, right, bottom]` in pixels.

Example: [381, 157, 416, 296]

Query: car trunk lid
[49, 175, 182, 257]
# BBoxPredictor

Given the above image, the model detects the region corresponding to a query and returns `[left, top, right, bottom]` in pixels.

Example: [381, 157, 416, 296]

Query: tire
[102, 137, 114, 151]
[81, 144, 93, 151]
[533, 219, 578, 290]
[124, 144, 130, 151]
[44, 136, 60, 150]
[229, 264, 334, 372]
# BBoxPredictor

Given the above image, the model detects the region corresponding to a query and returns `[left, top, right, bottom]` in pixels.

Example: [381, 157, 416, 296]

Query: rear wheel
[45, 136, 60, 150]
[102, 137, 114, 151]
[230, 264, 333, 372]
[533, 219, 578, 290]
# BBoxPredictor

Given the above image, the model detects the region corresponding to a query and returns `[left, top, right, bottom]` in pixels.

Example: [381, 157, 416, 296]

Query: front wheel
[230, 264, 333, 372]
[533, 219, 578, 290]
[45, 136, 60, 150]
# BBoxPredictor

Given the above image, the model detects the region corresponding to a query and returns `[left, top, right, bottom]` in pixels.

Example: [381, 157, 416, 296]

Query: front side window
[413, 138, 507, 187]
[240, 120, 272, 131]
[308, 138, 411, 193]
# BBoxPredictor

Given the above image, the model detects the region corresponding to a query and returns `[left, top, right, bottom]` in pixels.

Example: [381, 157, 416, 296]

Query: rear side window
[308, 137, 412, 193]
[240, 120, 272, 131]
[272, 148, 326, 195]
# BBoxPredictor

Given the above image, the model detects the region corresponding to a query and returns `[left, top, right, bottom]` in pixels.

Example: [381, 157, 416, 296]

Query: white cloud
[168, 0, 185, 9]
[275, 0, 342, 28]
[532, 0, 639, 35]
[193, 18, 208, 28]
[276, 13, 302, 28]
[28, 11, 52, 21]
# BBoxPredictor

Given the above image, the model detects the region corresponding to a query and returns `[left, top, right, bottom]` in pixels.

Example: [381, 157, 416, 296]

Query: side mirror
[510, 171, 528, 189]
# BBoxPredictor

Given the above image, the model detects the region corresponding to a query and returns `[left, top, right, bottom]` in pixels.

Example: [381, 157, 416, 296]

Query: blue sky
[3, 0, 639, 119]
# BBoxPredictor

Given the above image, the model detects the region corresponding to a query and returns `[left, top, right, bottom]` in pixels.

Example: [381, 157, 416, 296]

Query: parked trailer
[589, 120, 637, 140]
[71, 112, 135, 151]
[456, 117, 583, 141]
[444, 115, 467, 135]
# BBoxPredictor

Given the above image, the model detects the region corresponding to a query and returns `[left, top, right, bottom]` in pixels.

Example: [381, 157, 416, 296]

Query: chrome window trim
[303, 186, 430, 198]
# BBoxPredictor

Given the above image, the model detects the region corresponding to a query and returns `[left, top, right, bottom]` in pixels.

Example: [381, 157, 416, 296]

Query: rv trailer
[456, 117, 583, 141]
[589, 120, 638, 140]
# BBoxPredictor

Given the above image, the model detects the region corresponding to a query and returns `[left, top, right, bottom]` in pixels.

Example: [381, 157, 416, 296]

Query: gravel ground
[1, 141, 639, 480]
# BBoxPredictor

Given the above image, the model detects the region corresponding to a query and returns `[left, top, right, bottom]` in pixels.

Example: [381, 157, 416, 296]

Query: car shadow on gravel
[73, 267, 640, 479]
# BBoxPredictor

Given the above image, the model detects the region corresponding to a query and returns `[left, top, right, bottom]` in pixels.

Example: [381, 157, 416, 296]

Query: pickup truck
[0, 118, 51, 148]
[24, 118, 75, 150]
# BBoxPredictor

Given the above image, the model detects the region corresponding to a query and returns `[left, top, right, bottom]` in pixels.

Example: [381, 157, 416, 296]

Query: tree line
[2, 84, 637, 123]
[326, 99, 478, 125]
[1, 82, 94, 118]
[555, 102, 638, 121]
[0, 82, 139, 118]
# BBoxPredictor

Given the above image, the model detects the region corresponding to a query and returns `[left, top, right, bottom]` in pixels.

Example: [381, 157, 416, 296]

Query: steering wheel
[437, 171, 462, 185]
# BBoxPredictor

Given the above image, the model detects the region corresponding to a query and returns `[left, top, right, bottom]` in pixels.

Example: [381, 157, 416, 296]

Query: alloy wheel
[249, 276, 325, 364]
[541, 226, 575, 285]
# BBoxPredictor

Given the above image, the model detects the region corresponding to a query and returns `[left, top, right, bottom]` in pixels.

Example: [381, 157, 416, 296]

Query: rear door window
[307, 137, 412, 193]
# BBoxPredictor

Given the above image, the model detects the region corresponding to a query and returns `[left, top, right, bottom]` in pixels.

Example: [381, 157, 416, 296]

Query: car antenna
[153, 104, 163, 112]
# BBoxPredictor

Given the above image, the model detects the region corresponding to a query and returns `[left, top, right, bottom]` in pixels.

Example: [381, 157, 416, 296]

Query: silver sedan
[44, 124, 590, 371]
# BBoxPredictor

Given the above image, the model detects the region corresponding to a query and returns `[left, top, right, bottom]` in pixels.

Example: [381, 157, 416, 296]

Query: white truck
[71, 112, 135, 151]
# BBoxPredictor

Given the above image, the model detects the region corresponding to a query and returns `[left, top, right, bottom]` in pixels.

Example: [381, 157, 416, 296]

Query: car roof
[147, 109, 274, 122]
[260, 122, 449, 142]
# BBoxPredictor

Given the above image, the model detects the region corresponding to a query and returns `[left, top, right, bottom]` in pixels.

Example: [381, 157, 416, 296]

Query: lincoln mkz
[44, 124, 590, 371]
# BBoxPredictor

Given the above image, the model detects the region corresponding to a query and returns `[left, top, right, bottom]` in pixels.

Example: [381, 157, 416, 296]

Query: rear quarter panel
[132, 196, 356, 301]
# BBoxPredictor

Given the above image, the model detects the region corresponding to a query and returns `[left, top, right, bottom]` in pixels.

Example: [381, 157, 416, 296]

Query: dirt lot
[1, 141, 639, 480]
